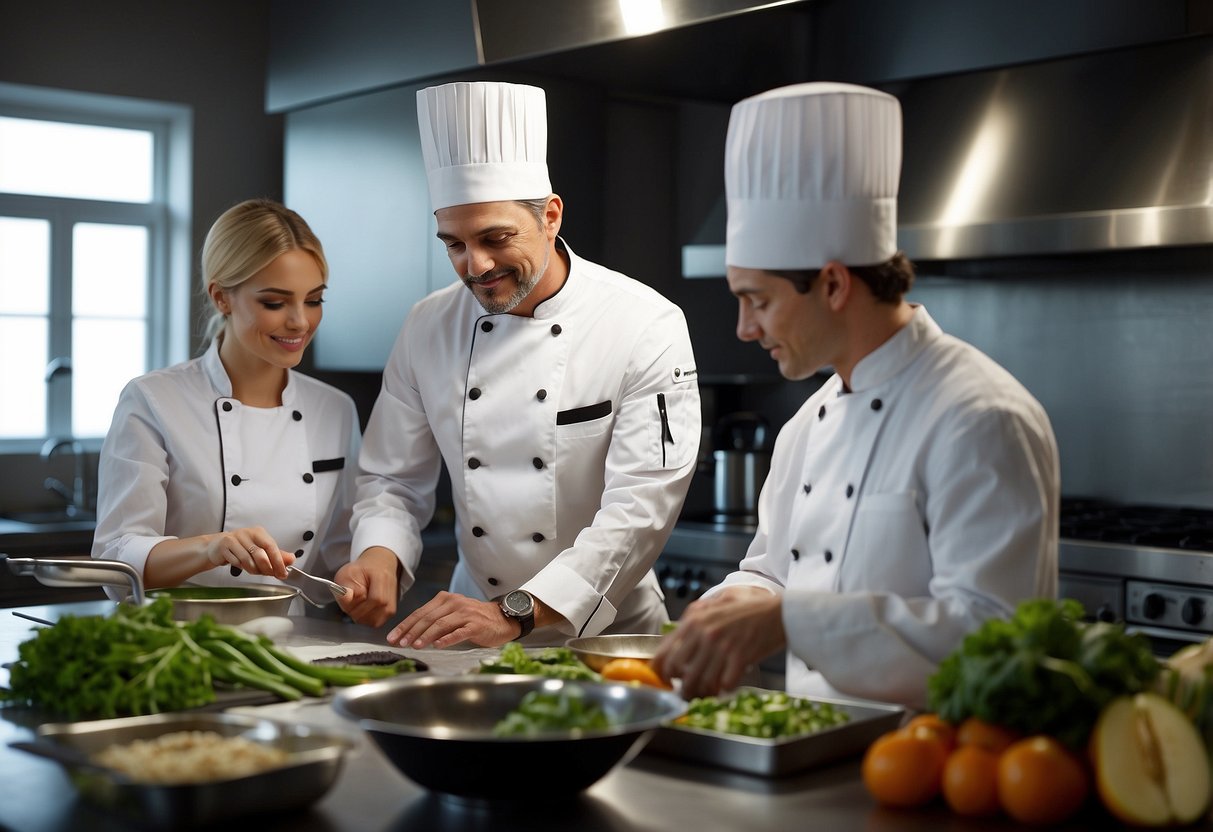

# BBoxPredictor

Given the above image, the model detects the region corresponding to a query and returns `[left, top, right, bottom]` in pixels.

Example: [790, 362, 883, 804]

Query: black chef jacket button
[550, 324, 562, 336]
[469, 387, 481, 400]
[472, 526, 485, 537]
[674, 368, 681, 377]
[845, 484, 854, 498]
[824, 550, 834, 563]
[231, 474, 242, 486]
[302, 473, 314, 484]
[871, 398, 883, 412]
[532, 532, 545, 543]
[532, 457, 544, 470]
[292, 410, 302, 421]
[294, 549, 304, 557]
[303, 530, 314, 541]
[818, 405, 826, 420]
[222, 401, 233, 412]
[536, 389, 547, 401]
[488, 577, 499, 586]
[481, 321, 494, 332]
[468, 457, 481, 469]
[803, 483, 811, 494]
[791, 549, 800, 561]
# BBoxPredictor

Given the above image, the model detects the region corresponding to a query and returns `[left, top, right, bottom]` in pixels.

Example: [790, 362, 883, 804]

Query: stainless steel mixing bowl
[331, 674, 686, 801]
[565, 634, 666, 672]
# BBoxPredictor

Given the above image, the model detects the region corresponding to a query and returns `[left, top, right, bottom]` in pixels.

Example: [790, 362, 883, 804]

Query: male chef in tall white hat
[651, 82, 1060, 708]
[334, 81, 701, 646]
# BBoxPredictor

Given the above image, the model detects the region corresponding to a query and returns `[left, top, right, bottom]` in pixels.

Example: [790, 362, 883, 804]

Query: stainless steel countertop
[0, 599, 1093, 832]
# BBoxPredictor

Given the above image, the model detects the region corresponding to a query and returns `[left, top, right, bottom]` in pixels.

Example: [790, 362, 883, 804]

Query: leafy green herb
[678, 690, 850, 739]
[0, 598, 419, 719]
[493, 688, 612, 736]
[478, 642, 601, 681]
[927, 598, 1160, 749]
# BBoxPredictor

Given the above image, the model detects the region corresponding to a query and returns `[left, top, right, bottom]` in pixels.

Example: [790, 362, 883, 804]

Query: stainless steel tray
[13, 711, 354, 828]
[644, 688, 905, 776]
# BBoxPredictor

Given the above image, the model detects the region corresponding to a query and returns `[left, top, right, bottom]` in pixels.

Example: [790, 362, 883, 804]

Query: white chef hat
[725, 82, 901, 270]
[416, 81, 553, 212]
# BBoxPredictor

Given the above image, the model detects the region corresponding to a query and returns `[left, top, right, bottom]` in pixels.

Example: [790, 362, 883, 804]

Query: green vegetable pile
[0, 597, 418, 719]
[478, 642, 600, 681]
[927, 598, 1161, 749]
[493, 688, 612, 737]
[677, 690, 851, 739]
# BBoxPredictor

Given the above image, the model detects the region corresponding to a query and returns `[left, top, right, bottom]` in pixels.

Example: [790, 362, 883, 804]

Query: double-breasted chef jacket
[92, 339, 361, 613]
[352, 240, 701, 644]
[711, 306, 1060, 708]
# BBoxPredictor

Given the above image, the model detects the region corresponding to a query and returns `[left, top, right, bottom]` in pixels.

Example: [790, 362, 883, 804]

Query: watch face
[503, 590, 533, 615]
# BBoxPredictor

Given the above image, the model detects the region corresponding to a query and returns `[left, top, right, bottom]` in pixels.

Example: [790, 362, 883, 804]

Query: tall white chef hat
[416, 81, 553, 212]
[725, 82, 901, 270]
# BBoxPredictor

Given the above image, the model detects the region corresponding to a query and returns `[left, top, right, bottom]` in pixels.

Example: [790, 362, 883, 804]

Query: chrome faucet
[41, 437, 89, 517]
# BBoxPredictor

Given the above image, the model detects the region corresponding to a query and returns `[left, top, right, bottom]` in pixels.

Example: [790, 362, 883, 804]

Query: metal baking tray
[12, 711, 354, 828]
[644, 688, 905, 776]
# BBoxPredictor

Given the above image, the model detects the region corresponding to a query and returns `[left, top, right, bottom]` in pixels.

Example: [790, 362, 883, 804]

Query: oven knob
[1095, 604, 1117, 623]
[1142, 593, 1166, 620]
[1182, 598, 1206, 626]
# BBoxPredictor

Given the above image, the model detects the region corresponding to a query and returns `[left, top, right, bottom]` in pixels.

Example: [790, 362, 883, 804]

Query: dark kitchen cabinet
[284, 84, 451, 371]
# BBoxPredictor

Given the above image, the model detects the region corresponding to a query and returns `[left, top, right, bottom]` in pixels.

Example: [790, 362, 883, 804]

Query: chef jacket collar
[846, 304, 942, 393]
[528, 237, 578, 319]
[201, 336, 301, 407]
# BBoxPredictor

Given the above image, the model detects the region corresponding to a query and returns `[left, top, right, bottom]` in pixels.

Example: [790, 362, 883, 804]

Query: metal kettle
[712, 412, 771, 517]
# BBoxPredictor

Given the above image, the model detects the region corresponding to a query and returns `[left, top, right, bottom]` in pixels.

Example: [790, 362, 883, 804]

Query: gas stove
[1058, 498, 1213, 654]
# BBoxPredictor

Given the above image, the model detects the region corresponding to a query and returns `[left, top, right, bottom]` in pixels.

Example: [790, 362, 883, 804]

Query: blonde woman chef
[92, 199, 360, 611]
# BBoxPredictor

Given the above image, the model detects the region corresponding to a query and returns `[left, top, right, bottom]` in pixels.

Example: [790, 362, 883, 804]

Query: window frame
[0, 82, 192, 452]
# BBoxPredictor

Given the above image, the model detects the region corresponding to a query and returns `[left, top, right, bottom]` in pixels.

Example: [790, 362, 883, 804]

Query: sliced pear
[1092, 692, 1212, 826]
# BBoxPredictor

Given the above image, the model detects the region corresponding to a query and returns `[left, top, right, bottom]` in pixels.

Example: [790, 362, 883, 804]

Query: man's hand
[651, 585, 786, 699]
[334, 546, 401, 627]
[388, 591, 520, 649]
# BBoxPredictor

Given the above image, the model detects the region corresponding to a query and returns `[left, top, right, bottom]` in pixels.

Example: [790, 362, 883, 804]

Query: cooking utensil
[644, 688, 905, 776]
[287, 565, 349, 597]
[17, 711, 352, 828]
[5, 557, 301, 624]
[331, 674, 686, 801]
[712, 412, 771, 517]
[565, 634, 665, 672]
[11, 610, 54, 627]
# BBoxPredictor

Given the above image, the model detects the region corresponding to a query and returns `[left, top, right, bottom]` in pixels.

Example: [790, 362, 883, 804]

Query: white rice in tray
[92, 730, 290, 784]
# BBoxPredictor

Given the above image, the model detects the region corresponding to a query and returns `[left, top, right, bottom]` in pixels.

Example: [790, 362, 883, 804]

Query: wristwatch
[499, 589, 535, 640]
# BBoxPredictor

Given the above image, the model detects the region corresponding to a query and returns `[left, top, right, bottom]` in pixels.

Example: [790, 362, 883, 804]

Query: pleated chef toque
[725, 82, 902, 270]
[417, 81, 553, 212]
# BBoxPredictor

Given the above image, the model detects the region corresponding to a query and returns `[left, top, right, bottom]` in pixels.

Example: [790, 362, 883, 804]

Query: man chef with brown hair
[652, 82, 1060, 708]
[334, 81, 701, 647]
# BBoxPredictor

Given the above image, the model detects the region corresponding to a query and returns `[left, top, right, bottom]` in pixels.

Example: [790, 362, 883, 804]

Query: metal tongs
[286, 565, 349, 599]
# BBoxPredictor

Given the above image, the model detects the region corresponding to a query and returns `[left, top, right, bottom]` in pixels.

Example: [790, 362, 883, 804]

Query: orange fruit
[942, 745, 1001, 817]
[997, 736, 1090, 825]
[600, 658, 672, 689]
[956, 716, 1021, 755]
[862, 729, 948, 808]
[905, 713, 958, 753]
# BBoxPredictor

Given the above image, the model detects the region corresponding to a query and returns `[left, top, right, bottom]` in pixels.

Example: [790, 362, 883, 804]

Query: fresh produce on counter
[600, 657, 671, 689]
[0, 597, 419, 719]
[927, 598, 1159, 749]
[1091, 692, 1211, 826]
[1155, 638, 1213, 743]
[478, 642, 601, 681]
[676, 690, 850, 739]
[492, 688, 612, 737]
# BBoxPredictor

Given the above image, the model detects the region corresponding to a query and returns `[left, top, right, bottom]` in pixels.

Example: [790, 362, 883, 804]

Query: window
[0, 83, 191, 448]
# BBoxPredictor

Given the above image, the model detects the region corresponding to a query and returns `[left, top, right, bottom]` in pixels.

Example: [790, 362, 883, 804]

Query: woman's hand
[203, 526, 294, 580]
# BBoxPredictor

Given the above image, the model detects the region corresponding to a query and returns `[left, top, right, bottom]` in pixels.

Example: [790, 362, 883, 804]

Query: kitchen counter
[0, 601, 1108, 831]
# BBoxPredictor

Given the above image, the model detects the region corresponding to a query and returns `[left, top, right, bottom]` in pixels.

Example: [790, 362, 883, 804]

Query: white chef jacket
[711, 306, 1059, 708]
[352, 240, 701, 644]
[92, 339, 361, 612]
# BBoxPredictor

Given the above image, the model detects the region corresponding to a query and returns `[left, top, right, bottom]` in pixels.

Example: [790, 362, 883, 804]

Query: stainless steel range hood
[681, 36, 1212, 272]
[892, 36, 1213, 261]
